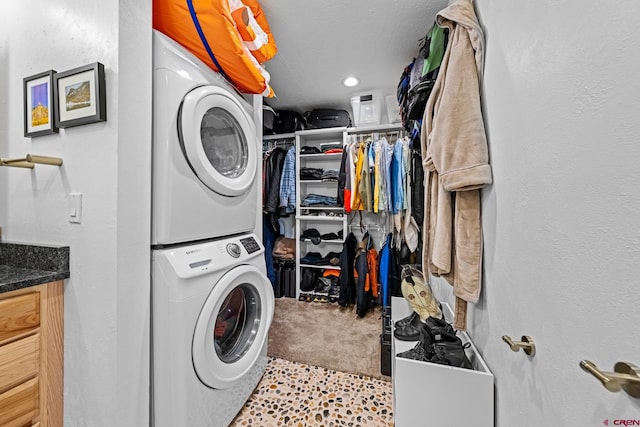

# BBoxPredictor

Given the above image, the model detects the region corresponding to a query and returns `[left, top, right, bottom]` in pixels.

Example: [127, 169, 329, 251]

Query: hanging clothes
[378, 233, 392, 307]
[351, 143, 365, 211]
[391, 138, 406, 215]
[354, 232, 379, 317]
[421, 0, 492, 331]
[342, 134, 422, 261]
[344, 147, 354, 213]
[337, 149, 348, 207]
[359, 142, 372, 212]
[264, 147, 286, 215]
[278, 146, 296, 214]
[338, 232, 358, 307]
[354, 241, 370, 317]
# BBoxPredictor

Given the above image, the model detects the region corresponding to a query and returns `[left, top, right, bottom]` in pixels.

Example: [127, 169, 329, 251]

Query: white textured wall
[0, 1, 151, 426]
[431, 1, 640, 425]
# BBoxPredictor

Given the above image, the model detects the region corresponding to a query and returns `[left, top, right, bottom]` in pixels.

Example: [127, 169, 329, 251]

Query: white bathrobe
[420, 0, 492, 330]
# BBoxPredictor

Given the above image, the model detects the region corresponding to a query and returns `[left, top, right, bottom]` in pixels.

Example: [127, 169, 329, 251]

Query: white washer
[151, 233, 274, 427]
[152, 30, 259, 246]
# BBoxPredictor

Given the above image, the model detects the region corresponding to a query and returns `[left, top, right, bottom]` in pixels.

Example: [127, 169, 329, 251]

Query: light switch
[69, 193, 82, 224]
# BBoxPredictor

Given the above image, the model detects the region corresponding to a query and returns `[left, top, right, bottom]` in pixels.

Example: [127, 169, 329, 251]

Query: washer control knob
[226, 243, 241, 258]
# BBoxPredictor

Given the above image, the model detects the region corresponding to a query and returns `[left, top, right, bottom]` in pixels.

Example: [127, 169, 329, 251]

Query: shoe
[298, 293, 312, 302]
[314, 277, 332, 293]
[400, 274, 442, 321]
[394, 312, 424, 341]
[423, 316, 455, 341]
[427, 338, 473, 369]
[395, 311, 418, 329]
[396, 326, 435, 361]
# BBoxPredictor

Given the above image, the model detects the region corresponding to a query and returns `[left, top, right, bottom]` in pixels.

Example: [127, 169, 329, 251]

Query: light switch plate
[69, 193, 82, 224]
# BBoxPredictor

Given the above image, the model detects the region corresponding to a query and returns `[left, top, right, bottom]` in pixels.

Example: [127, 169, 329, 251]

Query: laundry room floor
[230, 357, 394, 427]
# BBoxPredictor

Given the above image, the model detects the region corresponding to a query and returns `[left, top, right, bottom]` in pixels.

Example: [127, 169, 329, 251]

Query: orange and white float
[153, 0, 277, 96]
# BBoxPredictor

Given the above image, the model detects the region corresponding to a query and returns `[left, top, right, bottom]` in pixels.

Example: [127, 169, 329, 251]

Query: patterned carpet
[230, 357, 394, 427]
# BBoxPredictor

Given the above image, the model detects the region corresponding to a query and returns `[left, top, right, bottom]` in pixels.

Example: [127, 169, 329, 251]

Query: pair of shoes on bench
[393, 309, 448, 341]
[397, 318, 472, 370]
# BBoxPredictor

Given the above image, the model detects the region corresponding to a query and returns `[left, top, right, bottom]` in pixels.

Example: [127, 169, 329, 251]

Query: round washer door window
[192, 264, 274, 389]
[180, 86, 257, 196]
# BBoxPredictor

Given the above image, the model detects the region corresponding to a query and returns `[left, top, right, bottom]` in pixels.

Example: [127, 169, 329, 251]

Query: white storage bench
[391, 296, 494, 427]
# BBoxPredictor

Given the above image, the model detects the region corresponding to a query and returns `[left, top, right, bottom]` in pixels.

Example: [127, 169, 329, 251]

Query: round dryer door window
[180, 86, 257, 196]
[192, 265, 274, 390]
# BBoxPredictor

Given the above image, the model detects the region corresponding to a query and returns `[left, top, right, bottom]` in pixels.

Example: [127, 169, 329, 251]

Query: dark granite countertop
[0, 242, 70, 293]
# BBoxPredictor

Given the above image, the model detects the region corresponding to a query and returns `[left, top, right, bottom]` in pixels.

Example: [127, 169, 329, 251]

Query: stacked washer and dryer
[150, 31, 274, 427]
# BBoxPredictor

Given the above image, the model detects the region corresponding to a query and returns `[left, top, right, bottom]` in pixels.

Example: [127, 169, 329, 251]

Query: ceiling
[259, 0, 449, 117]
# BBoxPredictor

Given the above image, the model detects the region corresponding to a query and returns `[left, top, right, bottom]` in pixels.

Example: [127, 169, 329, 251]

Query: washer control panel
[160, 233, 264, 279]
[240, 236, 260, 254]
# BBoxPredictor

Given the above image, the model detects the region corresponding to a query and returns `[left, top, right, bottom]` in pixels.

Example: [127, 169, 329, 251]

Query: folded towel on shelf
[301, 194, 338, 206]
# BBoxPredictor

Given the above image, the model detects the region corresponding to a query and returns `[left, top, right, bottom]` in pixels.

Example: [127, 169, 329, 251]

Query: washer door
[180, 85, 257, 196]
[192, 264, 274, 389]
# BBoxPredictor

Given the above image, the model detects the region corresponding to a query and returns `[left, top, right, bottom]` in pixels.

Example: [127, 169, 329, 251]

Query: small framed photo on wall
[23, 70, 58, 137]
[54, 62, 106, 128]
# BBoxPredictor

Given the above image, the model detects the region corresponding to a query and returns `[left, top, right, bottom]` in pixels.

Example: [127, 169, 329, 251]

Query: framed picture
[54, 62, 106, 128]
[24, 70, 58, 137]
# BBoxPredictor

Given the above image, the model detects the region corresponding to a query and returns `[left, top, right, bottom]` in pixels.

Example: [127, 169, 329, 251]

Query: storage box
[385, 95, 401, 124]
[391, 297, 494, 427]
[350, 92, 382, 126]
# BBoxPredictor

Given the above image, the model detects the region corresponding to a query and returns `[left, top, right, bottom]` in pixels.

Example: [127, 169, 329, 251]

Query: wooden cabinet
[0, 281, 63, 427]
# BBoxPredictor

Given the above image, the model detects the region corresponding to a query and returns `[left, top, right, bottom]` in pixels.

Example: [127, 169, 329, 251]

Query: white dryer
[152, 31, 259, 246]
[151, 233, 274, 427]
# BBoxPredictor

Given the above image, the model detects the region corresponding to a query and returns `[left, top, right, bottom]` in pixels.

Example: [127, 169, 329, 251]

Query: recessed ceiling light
[343, 76, 359, 87]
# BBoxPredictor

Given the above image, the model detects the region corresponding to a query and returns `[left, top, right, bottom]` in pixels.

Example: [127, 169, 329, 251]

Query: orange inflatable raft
[230, 0, 277, 63]
[153, 0, 277, 96]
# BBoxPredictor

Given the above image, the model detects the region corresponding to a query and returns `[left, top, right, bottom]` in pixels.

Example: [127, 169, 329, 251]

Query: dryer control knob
[226, 243, 241, 258]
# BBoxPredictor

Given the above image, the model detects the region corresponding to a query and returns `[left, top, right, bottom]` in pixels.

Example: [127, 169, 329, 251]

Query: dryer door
[192, 264, 274, 389]
[180, 86, 257, 196]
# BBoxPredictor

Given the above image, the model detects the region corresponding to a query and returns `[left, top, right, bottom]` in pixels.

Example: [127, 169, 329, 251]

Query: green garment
[423, 25, 447, 76]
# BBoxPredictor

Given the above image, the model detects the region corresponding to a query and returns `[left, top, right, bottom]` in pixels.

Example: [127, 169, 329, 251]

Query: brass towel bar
[0, 154, 63, 168]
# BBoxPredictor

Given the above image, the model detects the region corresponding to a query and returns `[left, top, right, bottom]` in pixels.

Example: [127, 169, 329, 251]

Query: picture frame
[54, 62, 106, 128]
[24, 70, 58, 137]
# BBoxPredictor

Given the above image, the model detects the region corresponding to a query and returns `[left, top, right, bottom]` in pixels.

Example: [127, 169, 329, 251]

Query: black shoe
[428, 340, 473, 369]
[394, 312, 424, 341]
[314, 277, 332, 293]
[394, 311, 418, 329]
[396, 326, 436, 361]
[423, 316, 455, 341]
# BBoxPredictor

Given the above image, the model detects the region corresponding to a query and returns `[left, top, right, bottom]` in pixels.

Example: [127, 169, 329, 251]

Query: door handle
[580, 360, 640, 398]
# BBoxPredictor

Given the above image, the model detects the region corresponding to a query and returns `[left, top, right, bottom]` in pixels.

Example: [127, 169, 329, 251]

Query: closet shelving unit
[294, 127, 348, 298]
[265, 123, 408, 299]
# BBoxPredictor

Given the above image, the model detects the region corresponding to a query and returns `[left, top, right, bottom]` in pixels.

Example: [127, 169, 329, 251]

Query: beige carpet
[267, 297, 390, 381]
